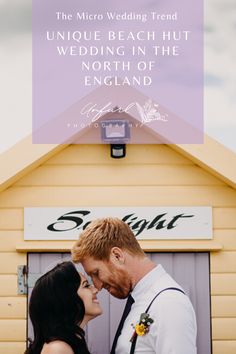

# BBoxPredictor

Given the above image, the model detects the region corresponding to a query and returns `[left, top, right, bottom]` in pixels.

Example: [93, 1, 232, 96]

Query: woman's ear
[110, 247, 125, 265]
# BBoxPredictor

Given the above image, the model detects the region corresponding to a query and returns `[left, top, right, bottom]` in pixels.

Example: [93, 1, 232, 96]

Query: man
[72, 217, 197, 354]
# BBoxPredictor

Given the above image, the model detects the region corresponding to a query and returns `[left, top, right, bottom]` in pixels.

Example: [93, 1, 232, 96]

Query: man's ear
[110, 247, 125, 265]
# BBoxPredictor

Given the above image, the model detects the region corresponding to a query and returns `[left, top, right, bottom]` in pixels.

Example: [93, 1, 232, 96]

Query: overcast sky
[0, 0, 235, 153]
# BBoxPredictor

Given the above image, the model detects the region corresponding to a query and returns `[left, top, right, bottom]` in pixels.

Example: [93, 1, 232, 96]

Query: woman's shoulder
[41, 340, 74, 354]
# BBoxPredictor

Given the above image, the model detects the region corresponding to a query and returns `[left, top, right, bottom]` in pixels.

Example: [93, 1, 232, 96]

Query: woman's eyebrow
[82, 279, 89, 286]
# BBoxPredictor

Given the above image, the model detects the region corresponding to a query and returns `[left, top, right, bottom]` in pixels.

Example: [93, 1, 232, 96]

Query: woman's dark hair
[25, 261, 90, 354]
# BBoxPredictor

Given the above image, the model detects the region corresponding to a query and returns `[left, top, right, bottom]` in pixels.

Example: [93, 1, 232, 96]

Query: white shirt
[115, 265, 197, 354]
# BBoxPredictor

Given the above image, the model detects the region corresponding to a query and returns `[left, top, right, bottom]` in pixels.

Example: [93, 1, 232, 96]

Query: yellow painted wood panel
[0, 209, 23, 230]
[211, 274, 236, 295]
[213, 208, 236, 229]
[16, 240, 222, 253]
[0, 253, 26, 274]
[0, 342, 26, 354]
[212, 318, 236, 340]
[0, 319, 26, 341]
[0, 297, 26, 319]
[0, 231, 24, 252]
[45, 144, 193, 165]
[211, 252, 236, 273]
[211, 296, 236, 317]
[0, 226, 234, 252]
[213, 230, 236, 250]
[0, 275, 19, 296]
[0, 186, 236, 207]
[212, 340, 236, 354]
[15, 165, 224, 186]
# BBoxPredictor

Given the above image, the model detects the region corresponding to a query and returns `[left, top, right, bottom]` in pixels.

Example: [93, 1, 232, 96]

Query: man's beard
[106, 267, 132, 299]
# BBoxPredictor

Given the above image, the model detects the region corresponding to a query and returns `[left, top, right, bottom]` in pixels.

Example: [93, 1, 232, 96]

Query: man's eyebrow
[91, 269, 98, 274]
[86, 269, 98, 278]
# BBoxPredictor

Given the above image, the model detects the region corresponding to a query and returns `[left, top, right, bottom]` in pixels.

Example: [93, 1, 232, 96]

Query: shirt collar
[131, 264, 166, 302]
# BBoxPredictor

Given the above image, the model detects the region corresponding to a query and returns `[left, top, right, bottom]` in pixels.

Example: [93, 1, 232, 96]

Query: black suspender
[129, 287, 185, 354]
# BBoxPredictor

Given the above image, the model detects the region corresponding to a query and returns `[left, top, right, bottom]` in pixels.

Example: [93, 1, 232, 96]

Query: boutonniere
[130, 313, 154, 342]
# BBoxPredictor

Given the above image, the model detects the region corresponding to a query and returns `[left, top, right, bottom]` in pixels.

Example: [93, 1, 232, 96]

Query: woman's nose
[92, 285, 98, 294]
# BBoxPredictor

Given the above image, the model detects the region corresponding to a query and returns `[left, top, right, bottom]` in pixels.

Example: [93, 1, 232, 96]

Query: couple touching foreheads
[26, 218, 197, 354]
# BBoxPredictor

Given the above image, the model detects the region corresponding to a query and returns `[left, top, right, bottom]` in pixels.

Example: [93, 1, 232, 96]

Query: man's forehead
[82, 257, 107, 270]
[82, 257, 101, 268]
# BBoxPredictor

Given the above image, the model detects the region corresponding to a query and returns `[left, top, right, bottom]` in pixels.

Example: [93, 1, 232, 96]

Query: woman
[25, 261, 102, 354]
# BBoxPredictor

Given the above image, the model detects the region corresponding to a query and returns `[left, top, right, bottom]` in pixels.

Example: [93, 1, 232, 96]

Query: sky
[0, 0, 236, 153]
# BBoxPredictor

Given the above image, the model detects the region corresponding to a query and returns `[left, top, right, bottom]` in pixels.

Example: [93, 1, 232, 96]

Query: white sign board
[24, 207, 212, 240]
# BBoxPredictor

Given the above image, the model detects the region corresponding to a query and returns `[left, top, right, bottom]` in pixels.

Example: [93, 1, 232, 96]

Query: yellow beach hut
[0, 134, 236, 354]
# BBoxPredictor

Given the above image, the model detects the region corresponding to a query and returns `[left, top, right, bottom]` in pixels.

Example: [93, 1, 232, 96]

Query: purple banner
[33, 0, 203, 144]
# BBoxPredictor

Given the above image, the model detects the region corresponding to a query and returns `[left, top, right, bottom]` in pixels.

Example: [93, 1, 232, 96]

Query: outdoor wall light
[100, 119, 130, 159]
[110, 144, 126, 158]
